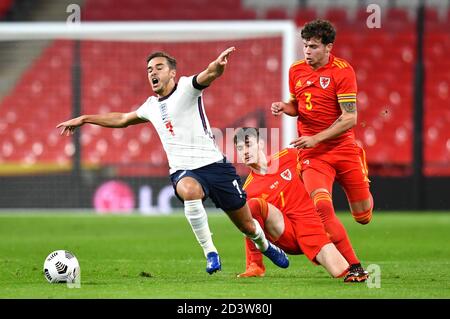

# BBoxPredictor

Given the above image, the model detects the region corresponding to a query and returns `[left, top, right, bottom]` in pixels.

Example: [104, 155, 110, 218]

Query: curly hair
[301, 19, 336, 45]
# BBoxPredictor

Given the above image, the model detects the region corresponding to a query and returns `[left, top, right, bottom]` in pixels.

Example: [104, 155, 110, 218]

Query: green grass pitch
[0, 211, 449, 299]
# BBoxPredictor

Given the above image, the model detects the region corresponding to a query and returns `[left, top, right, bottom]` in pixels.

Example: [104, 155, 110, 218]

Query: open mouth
[151, 78, 159, 85]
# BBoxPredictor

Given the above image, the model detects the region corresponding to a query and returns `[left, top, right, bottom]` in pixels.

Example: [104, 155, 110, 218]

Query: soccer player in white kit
[57, 47, 289, 274]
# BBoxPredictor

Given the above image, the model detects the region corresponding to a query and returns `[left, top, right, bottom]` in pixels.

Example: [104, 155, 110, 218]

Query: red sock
[245, 198, 270, 269]
[313, 192, 360, 265]
[244, 238, 265, 270]
[352, 194, 374, 225]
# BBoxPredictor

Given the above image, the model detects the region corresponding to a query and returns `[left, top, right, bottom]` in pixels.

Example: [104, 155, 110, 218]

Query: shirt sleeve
[288, 66, 297, 101]
[178, 75, 204, 97]
[334, 64, 357, 104]
[192, 74, 209, 90]
[135, 98, 150, 120]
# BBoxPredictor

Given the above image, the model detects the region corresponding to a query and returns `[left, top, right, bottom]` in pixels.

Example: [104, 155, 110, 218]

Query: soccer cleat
[237, 262, 265, 278]
[262, 242, 289, 268]
[344, 263, 369, 282]
[206, 252, 221, 274]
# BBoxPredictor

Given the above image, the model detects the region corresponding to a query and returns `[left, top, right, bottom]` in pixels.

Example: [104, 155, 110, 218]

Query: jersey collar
[316, 54, 334, 71]
[158, 83, 178, 102]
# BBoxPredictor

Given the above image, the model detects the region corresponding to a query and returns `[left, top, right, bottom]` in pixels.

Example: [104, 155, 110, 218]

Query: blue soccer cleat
[206, 252, 221, 274]
[262, 242, 289, 268]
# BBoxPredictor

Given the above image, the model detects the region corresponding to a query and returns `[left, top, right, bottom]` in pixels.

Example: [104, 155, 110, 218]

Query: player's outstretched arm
[56, 111, 146, 136]
[196, 46, 235, 87]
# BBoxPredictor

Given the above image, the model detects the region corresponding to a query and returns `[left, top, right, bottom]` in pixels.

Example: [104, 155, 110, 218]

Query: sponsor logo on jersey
[270, 181, 279, 190]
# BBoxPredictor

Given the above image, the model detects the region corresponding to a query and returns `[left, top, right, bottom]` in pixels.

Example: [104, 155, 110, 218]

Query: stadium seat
[265, 8, 289, 20]
[294, 8, 318, 27]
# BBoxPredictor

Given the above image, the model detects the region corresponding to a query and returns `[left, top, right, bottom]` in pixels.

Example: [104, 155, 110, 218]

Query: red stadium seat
[265, 8, 289, 20]
[295, 8, 318, 27]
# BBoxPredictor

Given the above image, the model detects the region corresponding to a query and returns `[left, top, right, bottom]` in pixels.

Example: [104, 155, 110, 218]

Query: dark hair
[146, 51, 177, 69]
[233, 127, 260, 145]
[301, 19, 336, 45]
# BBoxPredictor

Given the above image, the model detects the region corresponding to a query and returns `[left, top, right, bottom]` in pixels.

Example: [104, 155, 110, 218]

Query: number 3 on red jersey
[304, 92, 313, 111]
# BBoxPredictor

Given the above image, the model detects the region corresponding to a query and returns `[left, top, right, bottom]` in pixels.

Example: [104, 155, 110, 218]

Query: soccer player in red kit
[271, 19, 373, 279]
[234, 128, 368, 282]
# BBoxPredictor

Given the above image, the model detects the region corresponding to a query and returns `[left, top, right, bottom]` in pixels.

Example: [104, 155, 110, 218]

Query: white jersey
[136, 75, 224, 174]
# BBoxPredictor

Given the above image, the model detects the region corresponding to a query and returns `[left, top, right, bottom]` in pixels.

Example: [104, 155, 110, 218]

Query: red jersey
[243, 148, 312, 213]
[289, 54, 357, 147]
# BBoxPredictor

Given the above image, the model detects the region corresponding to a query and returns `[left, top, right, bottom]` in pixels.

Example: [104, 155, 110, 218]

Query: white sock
[248, 219, 269, 252]
[184, 199, 218, 257]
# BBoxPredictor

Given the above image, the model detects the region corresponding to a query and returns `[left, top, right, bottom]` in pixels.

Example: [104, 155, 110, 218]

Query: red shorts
[269, 203, 331, 264]
[298, 143, 371, 202]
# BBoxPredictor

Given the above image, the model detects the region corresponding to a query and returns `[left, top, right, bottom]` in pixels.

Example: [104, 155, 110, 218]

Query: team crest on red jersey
[320, 76, 331, 89]
[280, 169, 292, 181]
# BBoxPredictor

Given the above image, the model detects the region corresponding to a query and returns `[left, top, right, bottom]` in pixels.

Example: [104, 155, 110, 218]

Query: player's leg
[239, 198, 269, 277]
[282, 197, 349, 279]
[238, 198, 300, 277]
[225, 204, 289, 269]
[349, 195, 373, 225]
[204, 161, 289, 269]
[248, 197, 284, 242]
[171, 172, 220, 274]
[337, 145, 373, 225]
[332, 146, 373, 281]
[315, 243, 350, 278]
[301, 164, 361, 266]
[239, 238, 266, 277]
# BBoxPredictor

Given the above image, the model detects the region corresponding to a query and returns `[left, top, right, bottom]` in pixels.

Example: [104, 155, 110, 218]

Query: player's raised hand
[217, 46, 235, 66]
[56, 117, 83, 136]
[197, 47, 236, 86]
[271, 102, 284, 116]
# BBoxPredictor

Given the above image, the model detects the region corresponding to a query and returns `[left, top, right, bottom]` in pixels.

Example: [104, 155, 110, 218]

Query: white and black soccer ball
[43, 250, 80, 283]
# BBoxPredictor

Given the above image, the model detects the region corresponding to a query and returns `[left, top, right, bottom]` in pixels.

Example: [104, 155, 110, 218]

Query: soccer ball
[43, 250, 80, 283]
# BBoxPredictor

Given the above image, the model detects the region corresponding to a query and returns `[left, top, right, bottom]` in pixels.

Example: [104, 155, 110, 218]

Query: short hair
[146, 51, 177, 69]
[233, 127, 260, 145]
[301, 19, 336, 45]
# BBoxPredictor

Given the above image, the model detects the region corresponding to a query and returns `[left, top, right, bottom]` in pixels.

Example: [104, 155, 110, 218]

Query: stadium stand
[0, 0, 449, 176]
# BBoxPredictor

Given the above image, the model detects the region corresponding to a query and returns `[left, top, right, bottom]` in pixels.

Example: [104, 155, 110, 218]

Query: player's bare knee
[177, 178, 204, 201]
[182, 189, 203, 201]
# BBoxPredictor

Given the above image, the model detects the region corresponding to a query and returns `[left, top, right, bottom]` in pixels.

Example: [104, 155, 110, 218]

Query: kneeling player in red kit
[234, 128, 368, 282]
